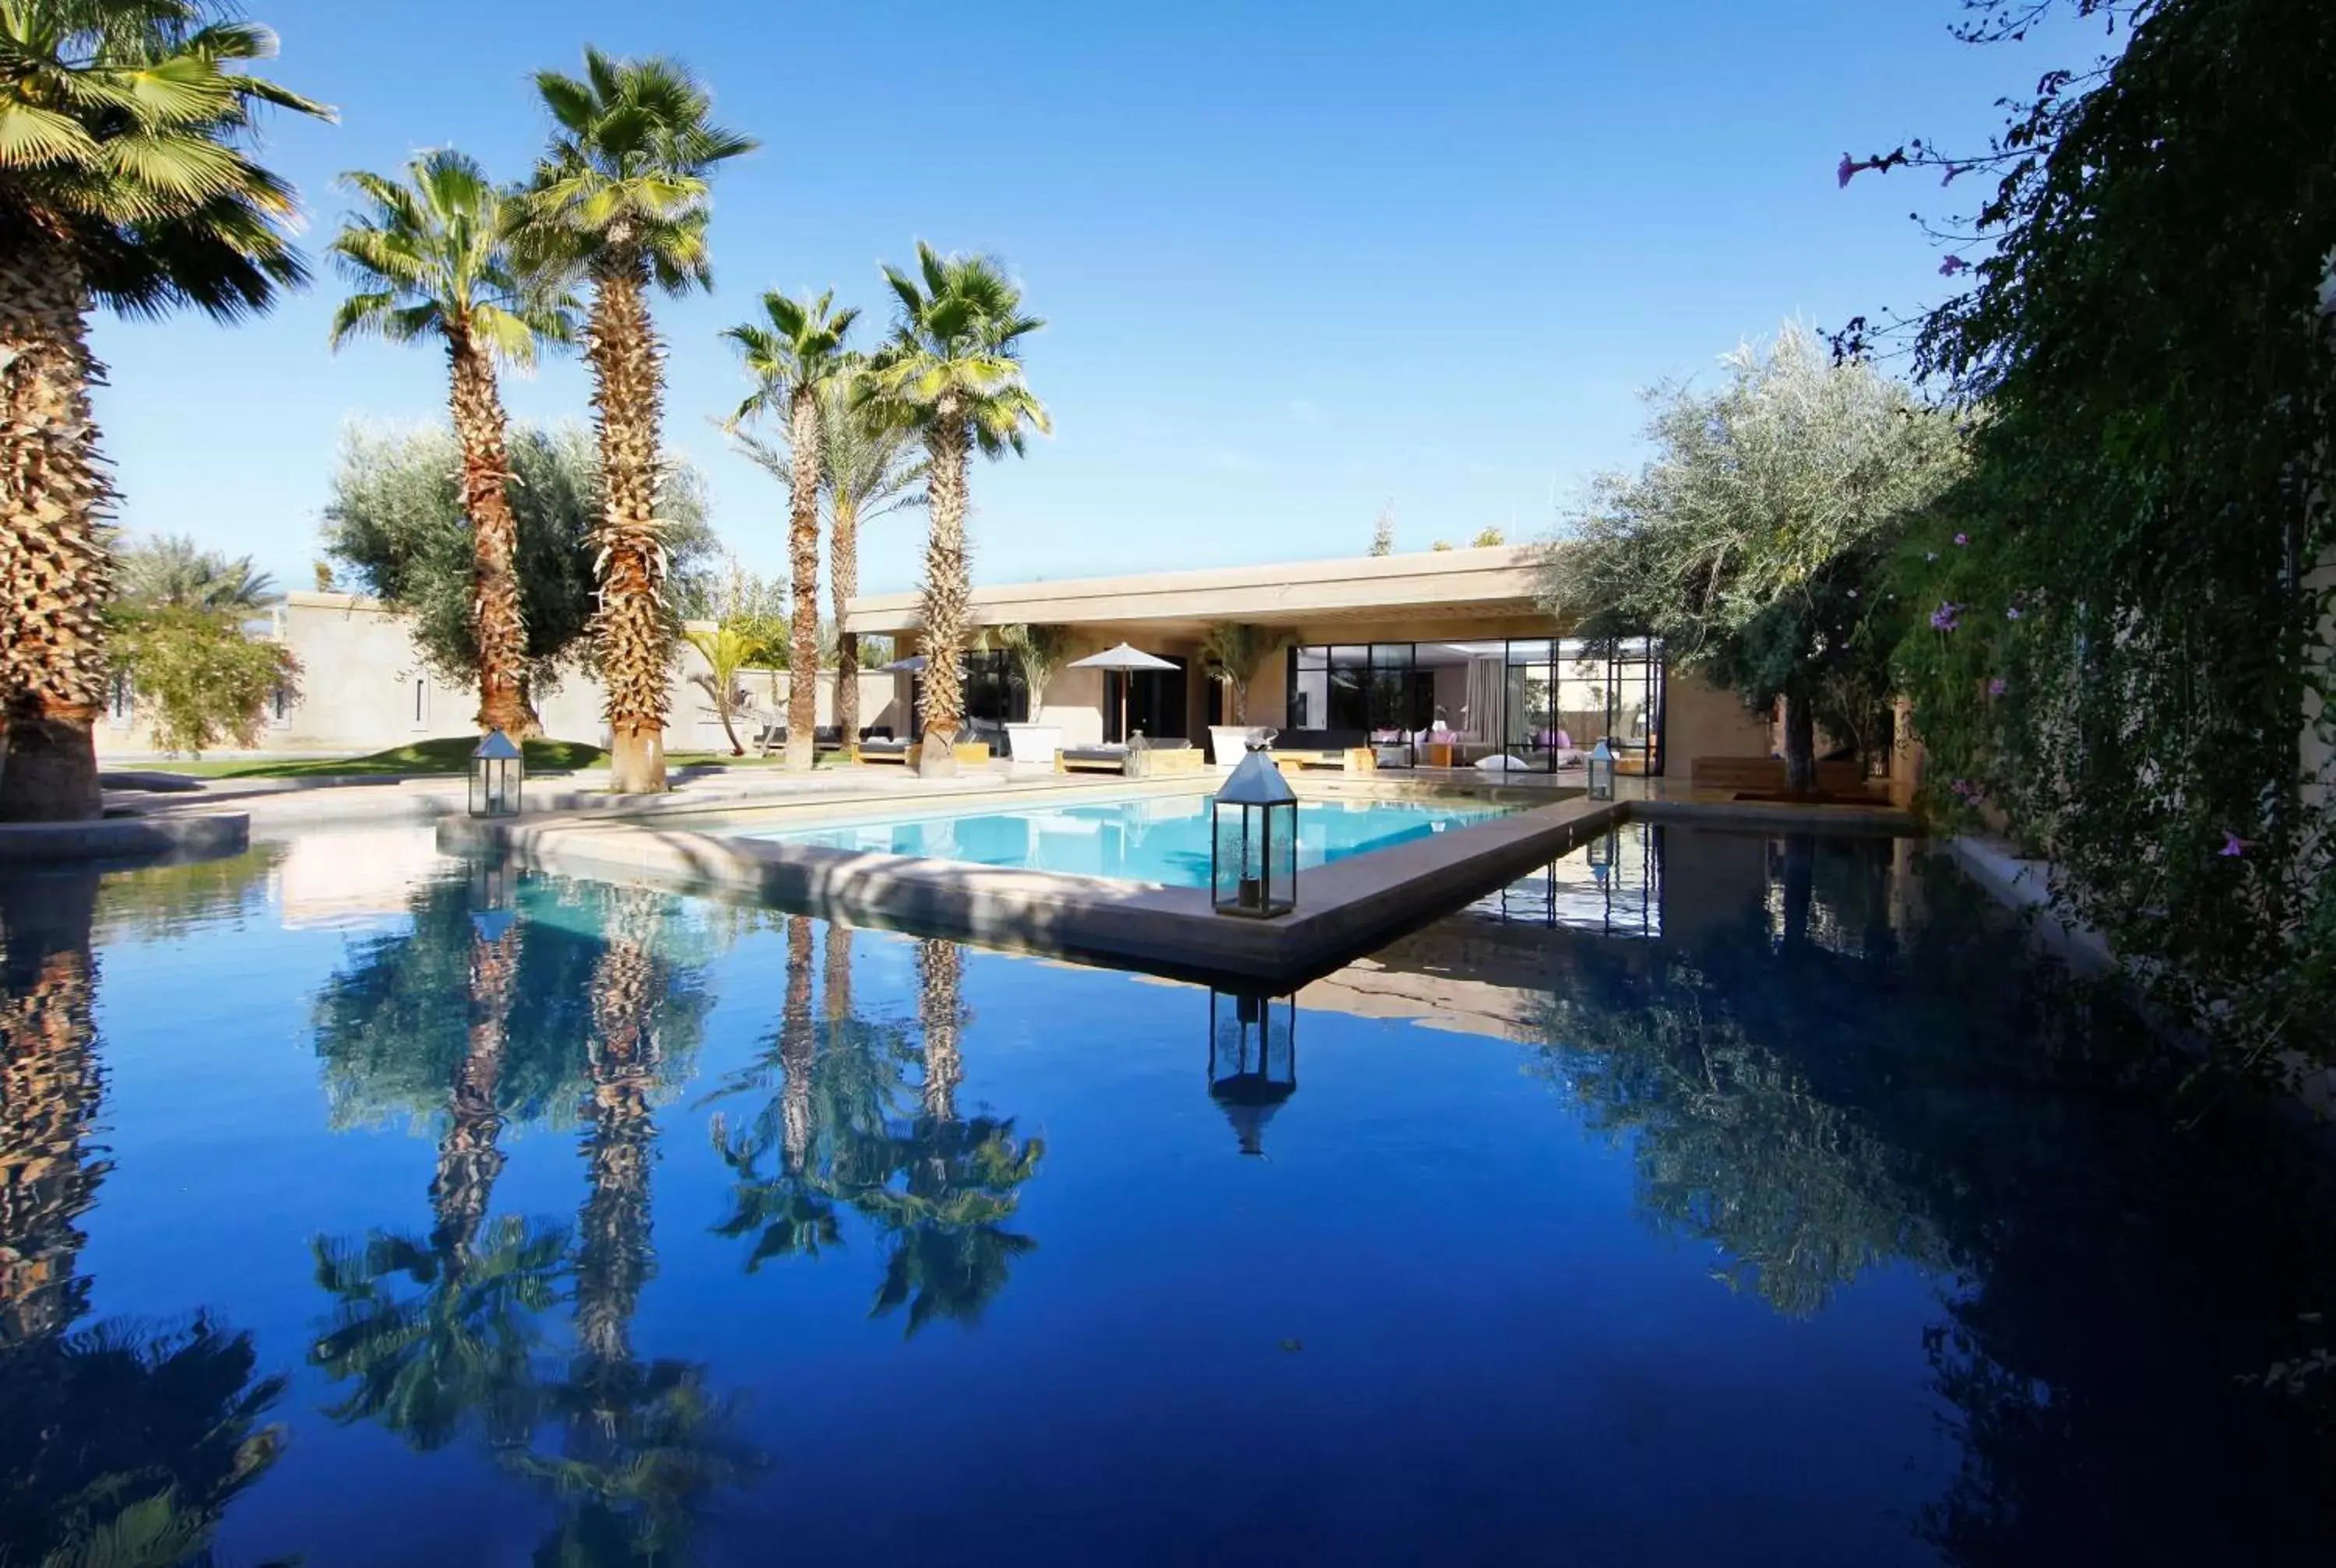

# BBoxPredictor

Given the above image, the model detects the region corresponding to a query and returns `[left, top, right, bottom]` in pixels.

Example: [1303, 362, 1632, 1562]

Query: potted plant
[1199, 622, 1293, 765]
[996, 624, 1072, 763]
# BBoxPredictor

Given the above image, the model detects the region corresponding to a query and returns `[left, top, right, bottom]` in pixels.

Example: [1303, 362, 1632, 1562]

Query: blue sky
[93, 0, 2067, 597]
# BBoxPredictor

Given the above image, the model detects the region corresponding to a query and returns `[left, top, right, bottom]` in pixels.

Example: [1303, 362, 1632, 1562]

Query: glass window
[1290, 646, 1328, 730]
[1327, 645, 1369, 733]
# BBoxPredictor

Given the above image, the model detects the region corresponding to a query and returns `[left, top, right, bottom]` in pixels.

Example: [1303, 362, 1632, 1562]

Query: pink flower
[2219, 831, 2253, 859]
[1838, 154, 1857, 189]
[1930, 603, 1961, 631]
[1939, 255, 1970, 276]
[1954, 533, 1970, 547]
[1950, 779, 1986, 803]
[1988, 678, 2007, 697]
[2006, 606, 2022, 621]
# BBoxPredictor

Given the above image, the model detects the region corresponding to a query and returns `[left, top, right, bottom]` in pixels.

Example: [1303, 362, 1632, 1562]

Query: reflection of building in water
[1206, 990, 1296, 1155]
[1470, 821, 1660, 937]
[1761, 835, 1927, 958]
[1297, 912, 1660, 1042]
[272, 828, 458, 930]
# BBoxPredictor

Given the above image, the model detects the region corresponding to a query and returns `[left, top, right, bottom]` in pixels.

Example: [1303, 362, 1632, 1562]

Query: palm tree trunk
[915, 939, 964, 1123]
[0, 253, 113, 822]
[448, 335, 535, 739]
[0, 872, 104, 1345]
[916, 407, 973, 778]
[831, 496, 861, 750]
[431, 923, 517, 1262]
[785, 389, 822, 772]
[585, 251, 673, 794]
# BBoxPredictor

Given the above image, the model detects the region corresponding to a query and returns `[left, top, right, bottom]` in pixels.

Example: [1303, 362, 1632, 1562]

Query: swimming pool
[722, 791, 1513, 885]
[4, 822, 2334, 1564]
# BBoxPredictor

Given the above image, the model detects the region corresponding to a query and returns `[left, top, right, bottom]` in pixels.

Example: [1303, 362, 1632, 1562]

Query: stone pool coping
[441, 782, 1627, 986]
[0, 810, 248, 863]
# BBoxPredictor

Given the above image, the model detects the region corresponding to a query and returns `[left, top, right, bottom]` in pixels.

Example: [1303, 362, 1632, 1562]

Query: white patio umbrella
[1069, 642, 1179, 744]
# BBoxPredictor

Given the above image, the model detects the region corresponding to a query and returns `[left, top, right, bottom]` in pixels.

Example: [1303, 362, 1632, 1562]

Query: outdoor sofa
[1054, 739, 1205, 778]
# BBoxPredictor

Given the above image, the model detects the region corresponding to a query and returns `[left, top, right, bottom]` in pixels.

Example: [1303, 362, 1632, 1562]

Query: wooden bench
[1272, 747, 1377, 775]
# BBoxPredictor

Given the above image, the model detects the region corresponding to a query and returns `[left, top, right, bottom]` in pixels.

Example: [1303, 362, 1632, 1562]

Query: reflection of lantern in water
[1206, 989, 1296, 1156]
[469, 853, 516, 941]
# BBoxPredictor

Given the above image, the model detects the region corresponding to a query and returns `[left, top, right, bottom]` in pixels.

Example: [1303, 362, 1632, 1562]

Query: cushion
[1474, 754, 1531, 772]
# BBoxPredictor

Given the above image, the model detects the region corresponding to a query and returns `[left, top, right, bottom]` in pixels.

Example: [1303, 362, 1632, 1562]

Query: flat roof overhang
[843, 543, 1551, 638]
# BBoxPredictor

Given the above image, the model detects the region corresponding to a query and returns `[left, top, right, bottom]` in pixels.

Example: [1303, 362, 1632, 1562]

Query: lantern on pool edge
[1207, 988, 1296, 1156]
[1587, 737, 1617, 801]
[470, 729, 523, 817]
[1212, 744, 1299, 918]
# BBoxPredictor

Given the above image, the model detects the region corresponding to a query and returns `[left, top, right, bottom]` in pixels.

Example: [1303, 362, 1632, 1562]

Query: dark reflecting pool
[3, 823, 2334, 1565]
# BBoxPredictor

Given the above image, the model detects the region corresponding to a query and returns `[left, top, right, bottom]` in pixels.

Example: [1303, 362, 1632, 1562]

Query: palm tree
[327, 149, 575, 738]
[862, 243, 1049, 775]
[821, 367, 923, 746]
[994, 623, 1071, 721]
[727, 367, 923, 749]
[0, 1, 331, 821]
[116, 534, 278, 611]
[1198, 623, 1293, 726]
[724, 290, 857, 770]
[681, 622, 771, 757]
[523, 47, 756, 794]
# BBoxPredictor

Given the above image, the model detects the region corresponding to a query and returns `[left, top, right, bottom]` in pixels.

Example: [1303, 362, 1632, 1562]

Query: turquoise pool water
[2, 823, 2334, 1564]
[726, 792, 1512, 884]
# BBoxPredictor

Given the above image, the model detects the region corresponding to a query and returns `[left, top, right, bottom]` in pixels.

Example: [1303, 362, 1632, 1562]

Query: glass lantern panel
[1214, 803, 1268, 912]
[1265, 800, 1298, 912]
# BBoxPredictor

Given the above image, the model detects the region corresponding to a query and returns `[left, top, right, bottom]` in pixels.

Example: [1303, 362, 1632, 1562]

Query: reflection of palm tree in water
[779, 916, 817, 1175]
[707, 932, 1043, 1335]
[0, 874, 287, 1563]
[310, 909, 566, 1452]
[433, 919, 519, 1259]
[577, 887, 665, 1371]
[852, 940, 1042, 1335]
[0, 877, 107, 1345]
[511, 884, 748, 1564]
[916, 937, 965, 1121]
[707, 919, 900, 1267]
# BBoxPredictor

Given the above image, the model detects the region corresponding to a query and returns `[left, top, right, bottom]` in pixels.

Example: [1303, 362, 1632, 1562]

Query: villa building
[845, 544, 1772, 775]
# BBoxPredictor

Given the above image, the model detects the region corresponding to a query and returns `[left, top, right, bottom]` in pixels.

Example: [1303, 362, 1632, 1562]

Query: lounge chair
[858, 730, 911, 765]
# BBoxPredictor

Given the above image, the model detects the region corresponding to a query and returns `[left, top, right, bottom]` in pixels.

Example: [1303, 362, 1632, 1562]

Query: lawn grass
[129, 736, 842, 780]
[138, 736, 609, 779]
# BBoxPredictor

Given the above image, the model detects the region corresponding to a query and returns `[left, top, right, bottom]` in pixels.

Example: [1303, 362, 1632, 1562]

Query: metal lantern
[1212, 744, 1299, 918]
[469, 729, 523, 817]
[1207, 988, 1296, 1156]
[1587, 737, 1617, 801]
